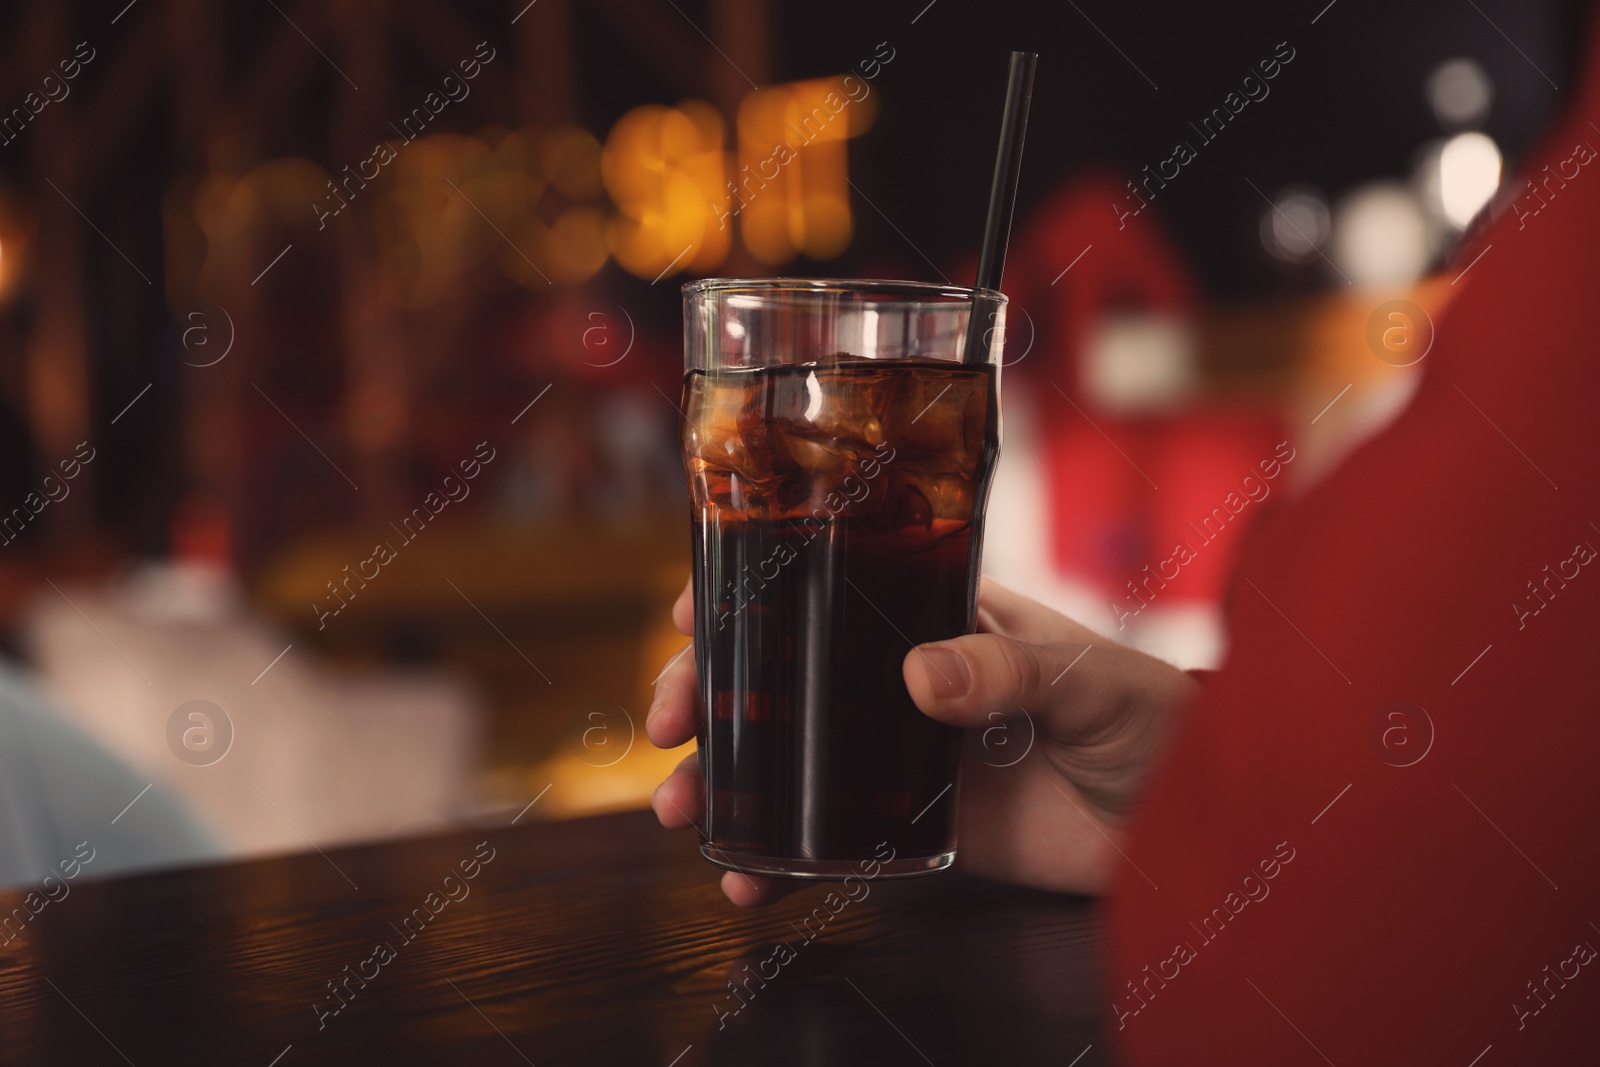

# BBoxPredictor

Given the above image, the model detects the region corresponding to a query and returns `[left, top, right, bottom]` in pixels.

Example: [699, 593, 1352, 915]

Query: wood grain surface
[0, 810, 1105, 1065]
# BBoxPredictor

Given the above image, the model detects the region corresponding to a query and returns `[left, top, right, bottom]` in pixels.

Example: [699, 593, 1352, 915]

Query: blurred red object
[1003, 174, 1284, 616]
[171, 492, 234, 569]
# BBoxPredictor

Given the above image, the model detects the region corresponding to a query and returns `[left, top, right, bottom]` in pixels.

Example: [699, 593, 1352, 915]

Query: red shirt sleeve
[1107, 20, 1600, 1066]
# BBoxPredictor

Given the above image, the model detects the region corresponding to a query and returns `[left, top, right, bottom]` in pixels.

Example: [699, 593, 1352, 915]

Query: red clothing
[1108, 22, 1600, 1067]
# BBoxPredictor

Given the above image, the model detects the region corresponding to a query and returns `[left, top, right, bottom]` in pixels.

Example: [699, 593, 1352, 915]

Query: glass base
[700, 844, 955, 880]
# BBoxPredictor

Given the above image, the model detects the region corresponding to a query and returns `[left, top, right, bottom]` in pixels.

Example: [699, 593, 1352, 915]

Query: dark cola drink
[683, 358, 999, 878]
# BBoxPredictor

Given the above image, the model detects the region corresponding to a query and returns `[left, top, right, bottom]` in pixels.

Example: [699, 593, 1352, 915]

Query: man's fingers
[652, 578, 698, 749]
[647, 640, 697, 749]
[671, 578, 693, 636]
[903, 632, 1100, 733]
[649, 747, 794, 907]
[720, 869, 796, 908]
[651, 752, 704, 829]
[976, 576, 1104, 648]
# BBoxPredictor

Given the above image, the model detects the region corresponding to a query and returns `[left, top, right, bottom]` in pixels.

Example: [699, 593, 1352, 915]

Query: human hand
[646, 577, 1198, 905]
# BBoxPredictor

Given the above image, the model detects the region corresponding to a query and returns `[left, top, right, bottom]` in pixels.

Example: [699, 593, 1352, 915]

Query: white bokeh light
[1426, 57, 1494, 129]
[1438, 131, 1502, 228]
[1331, 182, 1433, 288]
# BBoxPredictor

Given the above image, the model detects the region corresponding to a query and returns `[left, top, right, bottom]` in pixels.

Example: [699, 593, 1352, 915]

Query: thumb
[903, 634, 1097, 731]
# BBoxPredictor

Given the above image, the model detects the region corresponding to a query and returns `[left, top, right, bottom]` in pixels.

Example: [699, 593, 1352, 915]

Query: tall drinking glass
[680, 279, 1004, 878]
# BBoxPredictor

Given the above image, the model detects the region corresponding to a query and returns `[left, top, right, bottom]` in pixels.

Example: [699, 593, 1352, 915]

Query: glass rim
[681, 276, 1007, 305]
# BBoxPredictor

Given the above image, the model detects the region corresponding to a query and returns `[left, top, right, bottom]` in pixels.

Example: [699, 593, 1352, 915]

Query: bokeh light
[1259, 184, 1332, 264]
[601, 102, 729, 281]
[1331, 182, 1433, 288]
[1437, 131, 1502, 228]
[736, 76, 875, 265]
[1426, 57, 1494, 129]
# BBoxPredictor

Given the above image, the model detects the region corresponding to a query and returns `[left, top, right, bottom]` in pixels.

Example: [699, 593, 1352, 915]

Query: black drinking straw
[964, 50, 1038, 364]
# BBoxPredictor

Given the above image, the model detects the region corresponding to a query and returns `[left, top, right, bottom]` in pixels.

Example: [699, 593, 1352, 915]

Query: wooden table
[0, 811, 1105, 1065]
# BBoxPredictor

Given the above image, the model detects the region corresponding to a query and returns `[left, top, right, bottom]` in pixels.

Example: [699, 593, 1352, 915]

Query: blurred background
[0, 0, 1586, 878]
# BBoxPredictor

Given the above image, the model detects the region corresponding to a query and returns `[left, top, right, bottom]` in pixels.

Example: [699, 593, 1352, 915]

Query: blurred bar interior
[0, 0, 1583, 878]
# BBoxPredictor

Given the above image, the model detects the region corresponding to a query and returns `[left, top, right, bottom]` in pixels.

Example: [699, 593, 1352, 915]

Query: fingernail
[920, 646, 971, 699]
